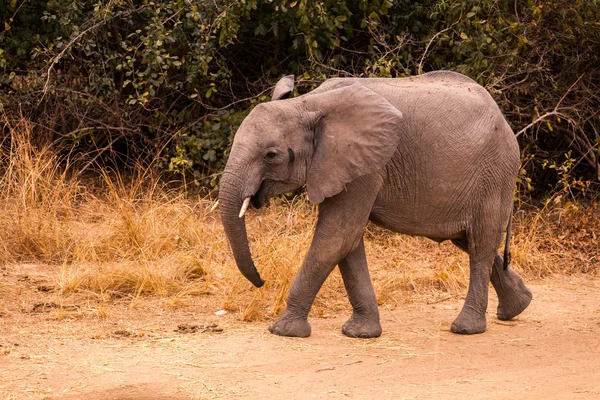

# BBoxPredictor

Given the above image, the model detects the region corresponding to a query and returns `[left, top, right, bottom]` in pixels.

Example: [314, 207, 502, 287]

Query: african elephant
[218, 71, 532, 338]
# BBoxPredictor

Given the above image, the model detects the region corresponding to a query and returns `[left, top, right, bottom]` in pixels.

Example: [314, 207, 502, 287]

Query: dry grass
[0, 117, 598, 322]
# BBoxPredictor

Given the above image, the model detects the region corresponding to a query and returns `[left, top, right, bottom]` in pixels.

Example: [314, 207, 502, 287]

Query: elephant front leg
[269, 175, 382, 338]
[268, 242, 340, 338]
[338, 238, 381, 338]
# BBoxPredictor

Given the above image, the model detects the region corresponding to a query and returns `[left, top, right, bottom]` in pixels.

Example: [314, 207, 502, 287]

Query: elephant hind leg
[450, 234, 495, 334]
[451, 238, 532, 322]
[491, 254, 532, 320]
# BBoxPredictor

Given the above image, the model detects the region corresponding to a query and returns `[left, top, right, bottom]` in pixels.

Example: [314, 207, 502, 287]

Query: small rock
[215, 310, 227, 316]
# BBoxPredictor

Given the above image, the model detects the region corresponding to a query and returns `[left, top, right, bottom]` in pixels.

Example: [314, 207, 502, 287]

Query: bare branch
[515, 74, 585, 137]
[515, 111, 568, 137]
[41, 20, 108, 100]
[418, 18, 461, 75]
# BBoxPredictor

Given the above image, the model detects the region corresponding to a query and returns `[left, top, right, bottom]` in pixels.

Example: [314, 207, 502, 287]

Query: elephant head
[218, 76, 404, 287]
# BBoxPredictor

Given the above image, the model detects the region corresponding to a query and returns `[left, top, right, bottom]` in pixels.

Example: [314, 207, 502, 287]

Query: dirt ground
[1, 265, 599, 400]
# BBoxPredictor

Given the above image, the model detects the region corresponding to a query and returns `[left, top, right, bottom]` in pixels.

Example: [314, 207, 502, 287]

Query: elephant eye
[265, 151, 278, 162]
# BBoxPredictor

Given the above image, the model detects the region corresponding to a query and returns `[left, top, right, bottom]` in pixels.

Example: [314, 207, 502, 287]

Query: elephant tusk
[209, 200, 219, 213]
[239, 197, 251, 218]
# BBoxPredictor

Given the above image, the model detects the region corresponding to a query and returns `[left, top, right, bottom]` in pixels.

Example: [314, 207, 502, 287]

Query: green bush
[1, 0, 598, 198]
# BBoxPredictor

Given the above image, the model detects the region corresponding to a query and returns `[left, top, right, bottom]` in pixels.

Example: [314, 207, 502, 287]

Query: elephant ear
[271, 75, 295, 100]
[304, 84, 403, 204]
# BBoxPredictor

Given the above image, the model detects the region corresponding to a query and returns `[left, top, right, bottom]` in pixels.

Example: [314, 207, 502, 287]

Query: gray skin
[218, 71, 532, 338]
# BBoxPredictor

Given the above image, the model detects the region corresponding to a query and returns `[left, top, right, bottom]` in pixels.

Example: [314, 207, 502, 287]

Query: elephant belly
[368, 205, 467, 241]
[370, 152, 484, 240]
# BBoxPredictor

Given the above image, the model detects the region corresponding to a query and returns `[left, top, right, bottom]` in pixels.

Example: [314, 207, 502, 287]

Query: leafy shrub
[1, 0, 598, 198]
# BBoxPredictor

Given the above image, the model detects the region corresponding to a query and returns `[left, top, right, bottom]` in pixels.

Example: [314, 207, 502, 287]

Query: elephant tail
[503, 214, 512, 270]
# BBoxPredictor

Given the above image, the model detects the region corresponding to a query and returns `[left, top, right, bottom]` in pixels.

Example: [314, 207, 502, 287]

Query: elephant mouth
[250, 194, 266, 209]
[250, 181, 270, 209]
[249, 179, 299, 210]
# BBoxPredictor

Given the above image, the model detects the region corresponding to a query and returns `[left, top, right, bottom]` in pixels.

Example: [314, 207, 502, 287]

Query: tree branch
[418, 18, 461, 75]
[515, 74, 585, 137]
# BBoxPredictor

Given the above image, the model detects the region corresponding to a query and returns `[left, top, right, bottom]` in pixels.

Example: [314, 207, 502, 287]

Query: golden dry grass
[0, 117, 598, 322]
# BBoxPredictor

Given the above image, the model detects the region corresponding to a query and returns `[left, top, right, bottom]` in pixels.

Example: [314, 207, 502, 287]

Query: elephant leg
[449, 232, 498, 334]
[451, 237, 532, 327]
[338, 238, 381, 338]
[491, 254, 532, 320]
[269, 231, 365, 338]
[267, 245, 337, 338]
[269, 175, 381, 338]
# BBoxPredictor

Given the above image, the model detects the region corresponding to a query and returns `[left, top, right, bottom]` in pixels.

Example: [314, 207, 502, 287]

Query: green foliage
[1, 0, 599, 197]
[1, 0, 241, 173]
[169, 108, 249, 187]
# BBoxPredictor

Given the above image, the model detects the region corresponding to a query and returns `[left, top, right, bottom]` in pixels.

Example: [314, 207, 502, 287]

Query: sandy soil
[1, 265, 599, 399]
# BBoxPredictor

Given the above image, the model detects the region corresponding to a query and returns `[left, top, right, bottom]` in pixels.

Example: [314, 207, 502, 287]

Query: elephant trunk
[218, 169, 265, 288]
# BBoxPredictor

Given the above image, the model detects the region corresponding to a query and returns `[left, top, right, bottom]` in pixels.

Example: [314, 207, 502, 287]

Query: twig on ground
[316, 360, 363, 372]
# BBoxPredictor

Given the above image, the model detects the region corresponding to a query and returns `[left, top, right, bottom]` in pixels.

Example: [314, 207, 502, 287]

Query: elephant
[218, 71, 532, 338]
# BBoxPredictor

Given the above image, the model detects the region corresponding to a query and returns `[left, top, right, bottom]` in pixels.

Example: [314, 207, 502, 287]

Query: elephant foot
[492, 266, 533, 321]
[451, 307, 486, 334]
[497, 288, 532, 321]
[269, 315, 311, 338]
[342, 315, 382, 339]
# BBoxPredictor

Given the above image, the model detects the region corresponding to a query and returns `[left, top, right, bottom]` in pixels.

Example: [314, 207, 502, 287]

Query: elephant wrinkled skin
[218, 71, 532, 338]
